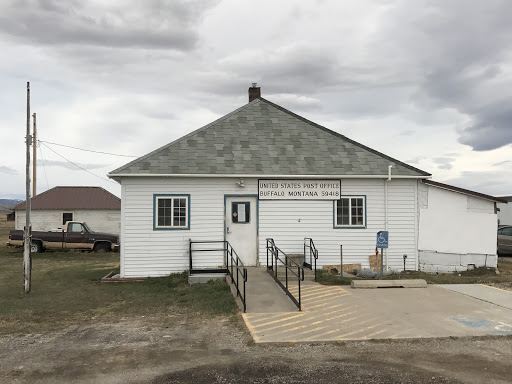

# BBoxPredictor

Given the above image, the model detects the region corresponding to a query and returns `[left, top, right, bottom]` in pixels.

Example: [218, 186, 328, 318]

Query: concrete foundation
[351, 279, 427, 288]
[419, 251, 497, 273]
[188, 273, 226, 285]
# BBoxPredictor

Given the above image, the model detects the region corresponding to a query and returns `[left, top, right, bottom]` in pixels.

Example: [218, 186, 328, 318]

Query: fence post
[340, 245, 343, 280]
[298, 265, 301, 311]
[285, 253, 288, 289]
[236, 257, 239, 297]
[314, 250, 317, 282]
[189, 239, 192, 274]
[243, 269, 247, 312]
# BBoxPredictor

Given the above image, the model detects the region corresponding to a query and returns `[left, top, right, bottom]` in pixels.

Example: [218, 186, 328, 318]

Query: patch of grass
[0, 247, 237, 334]
[315, 262, 512, 288]
[382, 264, 512, 285]
[315, 270, 356, 285]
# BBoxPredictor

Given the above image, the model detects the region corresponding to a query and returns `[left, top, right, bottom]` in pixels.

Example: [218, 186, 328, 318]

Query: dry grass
[0, 245, 237, 334]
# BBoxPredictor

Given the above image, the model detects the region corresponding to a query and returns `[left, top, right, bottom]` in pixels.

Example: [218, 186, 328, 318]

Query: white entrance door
[226, 196, 258, 266]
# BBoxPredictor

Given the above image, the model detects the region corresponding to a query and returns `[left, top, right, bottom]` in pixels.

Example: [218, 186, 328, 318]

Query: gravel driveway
[1, 317, 511, 384]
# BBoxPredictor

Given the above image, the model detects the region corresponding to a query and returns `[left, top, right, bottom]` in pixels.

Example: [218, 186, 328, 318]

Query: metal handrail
[304, 237, 319, 281]
[226, 241, 248, 312]
[189, 239, 247, 312]
[189, 240, 228, 274]
[266, 238, 304, 310]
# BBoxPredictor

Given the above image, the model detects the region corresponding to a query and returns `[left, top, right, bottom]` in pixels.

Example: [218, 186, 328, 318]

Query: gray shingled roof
[110, 98, 431, 177]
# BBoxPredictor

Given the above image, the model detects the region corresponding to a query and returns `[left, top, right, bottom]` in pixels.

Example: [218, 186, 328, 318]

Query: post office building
[109, 86, 504, 277]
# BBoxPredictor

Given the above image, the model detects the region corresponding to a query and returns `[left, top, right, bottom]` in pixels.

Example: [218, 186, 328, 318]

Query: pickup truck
[7, 221, 119, 253]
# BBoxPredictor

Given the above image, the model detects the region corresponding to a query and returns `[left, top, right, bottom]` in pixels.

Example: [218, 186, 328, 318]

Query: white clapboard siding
[121, 177, 419, 277]
[121, 177, 259, 277]
[386, 180, 418, 271]
[16, 209, 120, 235]
[258, 179, 418, 271]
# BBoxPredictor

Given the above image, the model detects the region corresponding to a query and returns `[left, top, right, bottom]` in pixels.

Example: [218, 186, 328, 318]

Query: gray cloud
[494, 160, 511, 167]
[400, 130, 415, 137]
[0, 166, 18, 175]
[1, 0, 511, 197]
[442, 170, 512, 196]
[39, 160, 107, 171]
[458, 106, 512, 151]
[0, 0, 218, 50]
[395, 1, 512, 151]
[405, 157, 424, 164]
[432, 157, 455, 170]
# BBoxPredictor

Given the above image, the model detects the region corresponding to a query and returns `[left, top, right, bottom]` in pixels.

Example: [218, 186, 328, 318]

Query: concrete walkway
[244, 267, 298, 313]
[438, 284, 512, 310]
[242, 282, 512, 343]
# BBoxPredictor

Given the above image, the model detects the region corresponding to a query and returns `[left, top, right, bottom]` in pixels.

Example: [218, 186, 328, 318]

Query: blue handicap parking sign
[376, 231, 389, 248]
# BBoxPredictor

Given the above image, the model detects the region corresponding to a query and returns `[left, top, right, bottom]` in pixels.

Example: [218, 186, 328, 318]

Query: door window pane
[238, 204, 246, 222]
[232, 202, 250, 223]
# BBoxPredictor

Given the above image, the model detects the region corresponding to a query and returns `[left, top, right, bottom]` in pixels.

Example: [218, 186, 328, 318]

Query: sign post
[376, 231, 388, 277]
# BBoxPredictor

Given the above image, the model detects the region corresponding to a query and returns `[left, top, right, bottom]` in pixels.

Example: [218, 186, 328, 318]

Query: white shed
[109, 86, 503, 277]
[418, 180, 503, 272]
[15, 186, 121, 235]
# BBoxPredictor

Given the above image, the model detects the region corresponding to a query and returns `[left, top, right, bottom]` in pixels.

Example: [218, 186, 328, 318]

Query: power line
[38, 140, 138, 158]
[38, 142, 50, 191]
[39, 142, 115, 183]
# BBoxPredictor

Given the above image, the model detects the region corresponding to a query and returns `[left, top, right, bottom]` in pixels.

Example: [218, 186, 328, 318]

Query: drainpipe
[384, 165, 394, 271]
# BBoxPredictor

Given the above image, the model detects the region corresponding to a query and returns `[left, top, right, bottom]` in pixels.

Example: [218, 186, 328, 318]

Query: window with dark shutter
[63, 212, 73, 225]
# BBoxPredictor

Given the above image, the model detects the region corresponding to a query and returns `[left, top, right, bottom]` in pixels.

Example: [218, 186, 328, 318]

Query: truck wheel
[94, 243, 111, 253]
[30, 241, 42, 253]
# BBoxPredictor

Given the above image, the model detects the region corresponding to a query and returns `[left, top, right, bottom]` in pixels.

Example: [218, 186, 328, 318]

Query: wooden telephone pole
[24, 82, 32, 293]
[32, 113, 36, 197]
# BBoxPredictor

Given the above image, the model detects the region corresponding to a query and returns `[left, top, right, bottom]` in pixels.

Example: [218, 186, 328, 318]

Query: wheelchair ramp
[244, 267, 298, 313]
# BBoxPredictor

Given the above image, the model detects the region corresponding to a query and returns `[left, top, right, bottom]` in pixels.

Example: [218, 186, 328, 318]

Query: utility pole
[24, 82, 32, 294]
[32, 113, 36, 197]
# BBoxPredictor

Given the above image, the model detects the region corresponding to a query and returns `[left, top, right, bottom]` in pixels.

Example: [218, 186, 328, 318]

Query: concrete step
[274, 267, 317, 282]
[286, 253, 305, 267]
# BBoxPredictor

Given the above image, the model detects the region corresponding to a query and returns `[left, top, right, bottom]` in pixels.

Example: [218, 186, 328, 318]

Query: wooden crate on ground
[323, 264, 361, 275]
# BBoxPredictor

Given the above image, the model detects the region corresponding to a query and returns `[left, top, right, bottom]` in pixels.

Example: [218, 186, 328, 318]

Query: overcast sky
[1, 0, 511, 199]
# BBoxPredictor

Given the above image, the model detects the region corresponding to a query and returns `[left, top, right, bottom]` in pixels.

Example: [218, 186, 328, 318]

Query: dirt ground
[1, 316, 511, 384]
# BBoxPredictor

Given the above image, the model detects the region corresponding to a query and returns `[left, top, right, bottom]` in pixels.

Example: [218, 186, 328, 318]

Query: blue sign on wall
[376, 231, 389, 248]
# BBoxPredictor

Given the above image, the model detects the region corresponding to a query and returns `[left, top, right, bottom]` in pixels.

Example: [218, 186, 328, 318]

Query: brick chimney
[248, 83, 261, 102]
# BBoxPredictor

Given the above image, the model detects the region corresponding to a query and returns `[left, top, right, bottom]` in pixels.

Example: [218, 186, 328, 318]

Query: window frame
[153, 194, 190, 230]
[333, 195, 367, 229]
[68, 222, 84, 233]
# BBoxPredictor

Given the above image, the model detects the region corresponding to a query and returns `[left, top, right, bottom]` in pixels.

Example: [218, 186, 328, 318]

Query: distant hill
[0, 199, 22, 208]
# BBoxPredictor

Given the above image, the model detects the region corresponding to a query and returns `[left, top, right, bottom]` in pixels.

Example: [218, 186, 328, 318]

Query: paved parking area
[242, 283, 512, 343]
[438, 284, 512, 310]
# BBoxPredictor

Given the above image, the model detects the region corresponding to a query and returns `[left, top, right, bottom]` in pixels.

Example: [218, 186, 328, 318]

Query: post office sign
[258, 179, 341, 200]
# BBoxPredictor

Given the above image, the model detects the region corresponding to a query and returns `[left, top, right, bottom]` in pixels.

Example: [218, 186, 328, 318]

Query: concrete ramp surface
[242, 282, 512, 343]
[244, 267, 298, 313]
